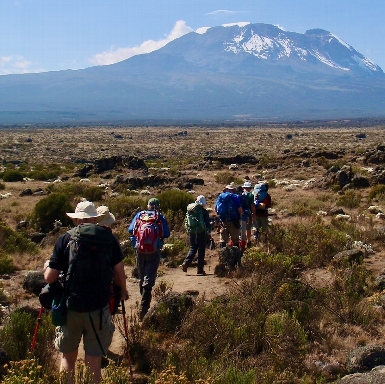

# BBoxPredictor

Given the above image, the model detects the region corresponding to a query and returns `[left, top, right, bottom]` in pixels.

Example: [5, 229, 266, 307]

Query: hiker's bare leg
[60, 350, 78, 384]
[85, 354, 102, 383]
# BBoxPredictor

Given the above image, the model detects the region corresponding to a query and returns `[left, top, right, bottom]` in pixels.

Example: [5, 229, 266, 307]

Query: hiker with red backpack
[214, 183, 243, 248]
[44, 200, 128, 384]
[181, 195, 211, 275]
[128, 198, 170, 320]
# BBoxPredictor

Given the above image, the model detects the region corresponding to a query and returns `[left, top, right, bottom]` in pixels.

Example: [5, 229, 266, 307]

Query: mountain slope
[0, 23, 384, 124]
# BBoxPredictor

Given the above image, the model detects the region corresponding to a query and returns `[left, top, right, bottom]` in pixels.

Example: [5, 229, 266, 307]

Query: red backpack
[134, 211, 163, 254]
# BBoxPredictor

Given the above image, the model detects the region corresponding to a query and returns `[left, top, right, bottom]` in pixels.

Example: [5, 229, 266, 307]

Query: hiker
[181, 195, 211, 275]
[43, 200, 128, 384]
[128, 197, 170, 320]
[253, 182, 272, 240]
[96, 205, 116, 227]
[215, 183, 243, 248]
[239, 181, 256, 249]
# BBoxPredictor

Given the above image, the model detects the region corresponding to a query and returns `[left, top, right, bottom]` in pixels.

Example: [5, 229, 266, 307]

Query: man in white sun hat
[44, 200, 128, 383]
[96, 205, 116, 227]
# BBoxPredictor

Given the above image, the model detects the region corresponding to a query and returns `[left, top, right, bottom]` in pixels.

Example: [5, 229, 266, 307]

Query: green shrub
[30, 192, 73, 232]
[2, 170, 24, 182]
[47, 182, 105, 203]
[0, 220, 38, 256]
[29, 169, 59, 181]
[266, 218, 346, 267]
[105, 195, 147, 220]
[369, 184, 385, 200]
[0, 251, 15, 274]
[214, 172, 243, 186]
[156, 190, 194, 214]
[0, 309, 55, 364]
[337, 190, 362, 208]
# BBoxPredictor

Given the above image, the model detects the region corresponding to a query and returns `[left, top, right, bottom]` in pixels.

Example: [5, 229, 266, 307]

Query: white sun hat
[195, 195, 207, 206]
[66, 201, 102, 219]
[96, 205, 116, 227]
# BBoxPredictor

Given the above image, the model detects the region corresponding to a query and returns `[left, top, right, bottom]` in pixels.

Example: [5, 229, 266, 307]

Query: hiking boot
[139, 309, 148, 321]
[101, 356, 109, 368]
[181, 262, 188, 272]
[197, 270, 206, 276]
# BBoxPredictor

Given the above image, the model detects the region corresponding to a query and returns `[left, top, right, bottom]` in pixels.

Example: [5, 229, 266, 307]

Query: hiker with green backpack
[181, 195, 211, 275]
[44, 200, 128, 384]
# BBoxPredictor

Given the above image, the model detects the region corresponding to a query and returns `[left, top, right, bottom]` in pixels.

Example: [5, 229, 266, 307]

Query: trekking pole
[30, 306, 44, 353]
[121, 300, 133, 381]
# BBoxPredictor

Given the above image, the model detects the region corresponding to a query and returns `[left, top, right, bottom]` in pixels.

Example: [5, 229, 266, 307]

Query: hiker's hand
[258, 203, 265, 209]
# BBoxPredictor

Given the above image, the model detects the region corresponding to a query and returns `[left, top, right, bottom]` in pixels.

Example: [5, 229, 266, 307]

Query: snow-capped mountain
[0, 22, 384, 124]
[211, 23, 381, 75]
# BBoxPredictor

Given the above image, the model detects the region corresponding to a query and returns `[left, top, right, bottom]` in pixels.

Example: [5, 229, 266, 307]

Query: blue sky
[1, 0, 384, 75]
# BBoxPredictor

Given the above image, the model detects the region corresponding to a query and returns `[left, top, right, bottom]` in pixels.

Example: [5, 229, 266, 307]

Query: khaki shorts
[55, 306, 114, 356]
[219, 220, 240, 244]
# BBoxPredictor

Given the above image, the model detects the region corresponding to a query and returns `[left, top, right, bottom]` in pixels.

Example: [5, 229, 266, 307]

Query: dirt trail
[107, 251, 229, 356]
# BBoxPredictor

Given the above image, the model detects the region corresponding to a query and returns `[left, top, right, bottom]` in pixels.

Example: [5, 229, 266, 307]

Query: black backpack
[65, 223, 114, 312]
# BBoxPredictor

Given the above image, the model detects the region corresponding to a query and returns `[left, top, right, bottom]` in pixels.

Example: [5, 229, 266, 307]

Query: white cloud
[89, 20, 193, 66]
[0, 55, 37, 75]
[205, 10, 246, 17]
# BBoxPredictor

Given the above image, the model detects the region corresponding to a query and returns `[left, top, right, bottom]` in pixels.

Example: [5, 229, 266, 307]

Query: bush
[156, 190, 194, 214]
[214, 172, 243, 186]
[2, 170, 24, 182]
[0, 251, 15, 274]
[30, 192, 73, 232]
[48, 182, 105, 203]
[265, 218, 347, 268]
[0, 220, 38, 257]
[337, 190, 362, 208]
[105, 195, 147, 220]
[369, 184, 385, 200]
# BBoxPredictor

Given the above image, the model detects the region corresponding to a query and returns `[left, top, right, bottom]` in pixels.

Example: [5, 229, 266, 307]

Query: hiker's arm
[160, 216, 170, 238]
[44, 261, 60, 284]
[113, 261, 129, 301]
[44, 234, 68, 284]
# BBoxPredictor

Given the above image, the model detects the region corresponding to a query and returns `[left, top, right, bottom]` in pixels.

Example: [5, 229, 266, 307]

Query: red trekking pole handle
[30, 306, 44, 352]
[121, 300, 133, 380]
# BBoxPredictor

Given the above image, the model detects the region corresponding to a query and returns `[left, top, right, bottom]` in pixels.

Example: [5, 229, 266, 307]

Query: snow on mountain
[195, 23, 382, 75]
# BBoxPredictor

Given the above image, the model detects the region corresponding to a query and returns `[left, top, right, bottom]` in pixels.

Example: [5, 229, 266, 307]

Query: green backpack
[185, 203, 206, 234]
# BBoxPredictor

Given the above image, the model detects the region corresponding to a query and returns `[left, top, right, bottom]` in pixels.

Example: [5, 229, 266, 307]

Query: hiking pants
[240, 213, 252, 243]
[136, 251, 160, 313]
[184, 231, 206, 272]
[219, 220, 240, 246]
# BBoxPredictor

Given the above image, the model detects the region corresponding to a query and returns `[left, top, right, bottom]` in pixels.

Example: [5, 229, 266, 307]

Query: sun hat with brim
[196, 195, 207, 206]
[66, 201, 102, 219]
[148, 198, 160, 207]
[225, 183, 236, 190]
[242, 181, 252, 188]
[96, 206, 116, 227]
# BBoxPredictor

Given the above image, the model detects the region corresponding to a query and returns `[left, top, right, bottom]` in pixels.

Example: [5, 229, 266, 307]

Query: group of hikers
[41, 179, 271, 383]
